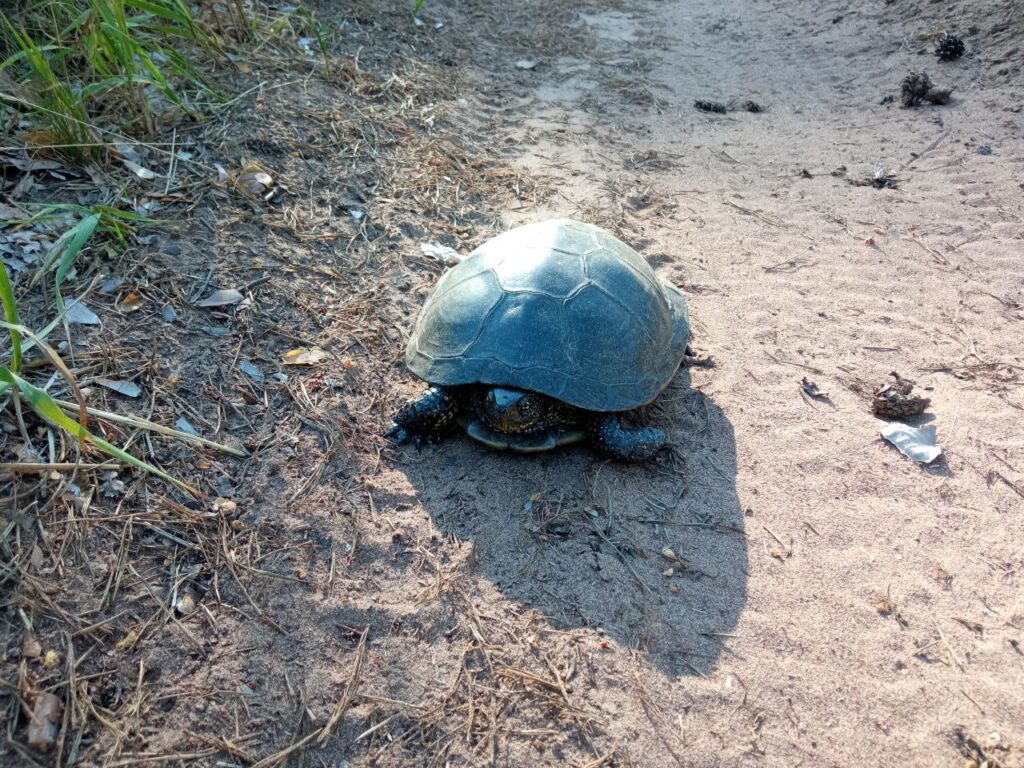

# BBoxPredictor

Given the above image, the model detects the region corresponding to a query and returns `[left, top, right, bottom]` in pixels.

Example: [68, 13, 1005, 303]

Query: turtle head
[480, 387, 549, 434]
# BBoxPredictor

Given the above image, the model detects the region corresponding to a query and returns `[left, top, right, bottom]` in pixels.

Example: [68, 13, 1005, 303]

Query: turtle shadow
[397, 369, 748, 678]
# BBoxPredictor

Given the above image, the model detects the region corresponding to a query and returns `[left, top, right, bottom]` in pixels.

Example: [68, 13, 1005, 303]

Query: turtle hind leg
[590, 414, 666, 462]
[386, 386, 459, 449]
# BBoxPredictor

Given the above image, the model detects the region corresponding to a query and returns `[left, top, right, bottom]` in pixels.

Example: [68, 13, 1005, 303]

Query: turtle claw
[386, 423, 423, 448]
[386, 424, 440, 451]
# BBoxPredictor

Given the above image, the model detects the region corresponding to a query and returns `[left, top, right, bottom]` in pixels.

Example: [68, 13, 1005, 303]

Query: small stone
[22, 636, 42, 659]
[212, 498, 237, 515]
[669, 585, 679, 594]
[662, 567, 675, 577]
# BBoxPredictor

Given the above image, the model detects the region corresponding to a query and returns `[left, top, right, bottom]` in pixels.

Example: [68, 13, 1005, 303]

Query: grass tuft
[2, 0, 218, 163]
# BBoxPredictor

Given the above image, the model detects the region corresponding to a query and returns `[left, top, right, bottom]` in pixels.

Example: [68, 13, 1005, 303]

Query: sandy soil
[4, 0, 1023, 766]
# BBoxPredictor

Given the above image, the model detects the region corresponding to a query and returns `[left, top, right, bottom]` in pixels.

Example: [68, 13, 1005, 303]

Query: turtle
[386, 219, 690, 461]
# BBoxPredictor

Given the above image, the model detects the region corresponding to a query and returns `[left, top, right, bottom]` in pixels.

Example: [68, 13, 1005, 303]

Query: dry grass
[0, 1, 579, 764]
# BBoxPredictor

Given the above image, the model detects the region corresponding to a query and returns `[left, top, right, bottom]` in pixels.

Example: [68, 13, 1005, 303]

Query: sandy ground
[4, 0, 1024, 766]
[396, 0, 1024, 763]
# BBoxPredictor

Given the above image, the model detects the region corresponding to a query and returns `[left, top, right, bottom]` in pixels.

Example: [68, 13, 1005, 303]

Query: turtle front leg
[386, 386, 459, 449]
[590, 414, 666, 462]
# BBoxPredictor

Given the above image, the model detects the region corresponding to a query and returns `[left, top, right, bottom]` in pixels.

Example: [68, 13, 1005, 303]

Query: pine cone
[871, 373, 931, 419]
[935, 34, 965, 62]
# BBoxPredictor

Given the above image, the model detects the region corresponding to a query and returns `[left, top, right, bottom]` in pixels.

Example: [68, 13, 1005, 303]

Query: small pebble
[213, 497, 237, 514]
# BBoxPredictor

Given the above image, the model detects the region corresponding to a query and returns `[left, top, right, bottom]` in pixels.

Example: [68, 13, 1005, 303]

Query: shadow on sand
[397, 367, 747, 677]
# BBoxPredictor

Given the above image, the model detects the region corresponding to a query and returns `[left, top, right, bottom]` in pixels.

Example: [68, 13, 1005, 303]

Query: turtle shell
[406, 219, 689, 412]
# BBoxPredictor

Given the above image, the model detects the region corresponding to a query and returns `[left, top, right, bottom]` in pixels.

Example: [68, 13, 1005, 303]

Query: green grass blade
[0, 367, 198, 495]
[31, 213, 100, 324]
[0, 264, 22, 374]
[0, 319, 89, 429]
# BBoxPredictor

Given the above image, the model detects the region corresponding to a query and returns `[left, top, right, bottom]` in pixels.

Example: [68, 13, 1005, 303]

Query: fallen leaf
[65, 299, 100, 325]
[0, 202, 31, 221]
[101, 472, 125, 497]
[236, 165, 273, 194]
[99, 276, 124, 294]
[175, 417, 199, 436]
[121, 158, 158, 180]
[196, 288, 244, 308]
[118, 293, 144, 313]
[420, 241, 462, 266]
[27, 693, 62, 751]
[96, 378, 141, 398]
[238, 361, 263, 381]
[29, 543, 45, 569]
[283, 347, 328, 365]
[2, 154, 63, 172]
